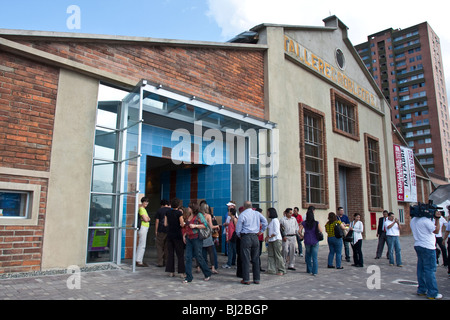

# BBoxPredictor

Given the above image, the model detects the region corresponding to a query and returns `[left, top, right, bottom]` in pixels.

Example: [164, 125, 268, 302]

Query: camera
[410, 200, 442, 219]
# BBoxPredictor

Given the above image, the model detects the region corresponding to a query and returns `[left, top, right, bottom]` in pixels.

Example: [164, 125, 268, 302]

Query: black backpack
[334, 222, 344, 239]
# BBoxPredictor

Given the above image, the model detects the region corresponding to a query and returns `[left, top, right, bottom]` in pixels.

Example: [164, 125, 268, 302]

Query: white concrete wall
[41, 69, 98, 270]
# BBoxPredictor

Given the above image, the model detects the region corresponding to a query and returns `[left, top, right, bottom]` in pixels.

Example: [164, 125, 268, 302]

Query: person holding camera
[410, 211, 443, 299]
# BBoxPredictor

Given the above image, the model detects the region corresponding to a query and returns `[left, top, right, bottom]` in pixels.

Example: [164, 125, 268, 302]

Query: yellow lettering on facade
[311, 54, 319, 72]
[283, 35, 379, 109]
[289, 39, 296, 54]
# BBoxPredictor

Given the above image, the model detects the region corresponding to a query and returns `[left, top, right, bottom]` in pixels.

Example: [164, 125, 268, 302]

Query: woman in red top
[182, 202, 212, 283]
[294, 207, 304, 257]
[222, 207, 237, 268]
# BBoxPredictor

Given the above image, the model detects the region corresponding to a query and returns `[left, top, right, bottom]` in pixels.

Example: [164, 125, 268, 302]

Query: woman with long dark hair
[299, 206, 322, 275]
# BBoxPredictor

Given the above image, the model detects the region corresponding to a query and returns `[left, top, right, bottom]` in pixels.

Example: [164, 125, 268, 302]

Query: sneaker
[427, 294, 443, 300]
[417, 293, 426, 297]
[222, 264, 231, 269]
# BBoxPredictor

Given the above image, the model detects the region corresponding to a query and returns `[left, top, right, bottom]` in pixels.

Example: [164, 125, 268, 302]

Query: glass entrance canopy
[140, 80, 276, 132]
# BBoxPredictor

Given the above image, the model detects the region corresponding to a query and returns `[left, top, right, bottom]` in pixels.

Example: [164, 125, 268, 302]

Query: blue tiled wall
[137, 124, 232, 253]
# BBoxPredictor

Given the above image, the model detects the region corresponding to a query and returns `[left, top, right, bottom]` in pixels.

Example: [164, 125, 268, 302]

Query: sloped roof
[429, 184, 450, 205]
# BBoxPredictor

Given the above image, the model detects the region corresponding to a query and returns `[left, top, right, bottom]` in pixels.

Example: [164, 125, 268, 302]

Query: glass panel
[306, 157, 321, 173]
[122, 90, 141, 129]
[88, 83, 143, 265]
[305, 143, 320, 158]
[0, 191, 29, 218]
[87, 227, 113, 263]
[89, 194, 115, 226]
[142, 92, 166, 110]
[172, 103, 195, 118]
[97, 106, 118, 128]
[94, 129, 117, 159]
[92, 160, 116, 193]
[120, 193, 138, 229]
[121, 158, 139, 195]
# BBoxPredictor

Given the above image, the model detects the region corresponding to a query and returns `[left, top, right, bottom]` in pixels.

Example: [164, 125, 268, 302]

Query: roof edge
[250, 23, 336, 33]
[0, 28, 268, 50]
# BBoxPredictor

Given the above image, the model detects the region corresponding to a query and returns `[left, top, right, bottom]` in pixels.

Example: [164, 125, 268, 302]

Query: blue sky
[0, 0, 223, 41]
[1, 0, 449, 93]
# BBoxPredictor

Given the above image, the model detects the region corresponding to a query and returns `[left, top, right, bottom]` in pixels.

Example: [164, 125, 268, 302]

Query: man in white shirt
[280, 208, 300, 271]
[384, 212, 402, 267]
[410, 212, 442, 299]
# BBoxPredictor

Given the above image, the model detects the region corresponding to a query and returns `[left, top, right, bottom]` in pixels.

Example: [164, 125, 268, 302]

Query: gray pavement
[0, 235, 449, 301]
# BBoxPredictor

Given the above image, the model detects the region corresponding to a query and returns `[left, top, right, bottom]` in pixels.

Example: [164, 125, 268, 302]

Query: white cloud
[206, 0, 450, 97]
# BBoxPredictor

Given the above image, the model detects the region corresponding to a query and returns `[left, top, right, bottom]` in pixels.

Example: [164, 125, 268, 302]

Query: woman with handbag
[183, 202, 212, 283]
[300, 206, 322, 276]
[265, 208, 286, 276]
[325, 212, 346, 269]
[200, 202, 220, 274]
[350, 213, 364, 267]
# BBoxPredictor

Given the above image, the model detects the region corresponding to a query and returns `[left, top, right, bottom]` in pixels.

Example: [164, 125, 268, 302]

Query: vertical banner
[393, 144, 417, 202]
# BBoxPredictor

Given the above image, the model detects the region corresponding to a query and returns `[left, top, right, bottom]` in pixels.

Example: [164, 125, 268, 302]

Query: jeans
[414, 246, 439, 298]
[327, 236, 343, 268]
[185, 237, 211, 282]
[240, 234, 260, 282]
[296, 234, 303, 255]
[386, 235, 402, 266]
[226, 241, 237, 266]
[305, 243, 319, 274]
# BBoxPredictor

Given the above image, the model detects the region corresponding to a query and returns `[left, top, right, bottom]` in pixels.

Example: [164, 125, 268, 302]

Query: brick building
[0, 16, 405, 273]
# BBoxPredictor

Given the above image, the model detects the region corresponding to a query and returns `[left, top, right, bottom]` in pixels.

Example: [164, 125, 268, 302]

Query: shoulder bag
[343, 221, 355, 242]
[198, 213, 212, 240]
[334, 221, 344, 239]
[315, 221, 324, 241]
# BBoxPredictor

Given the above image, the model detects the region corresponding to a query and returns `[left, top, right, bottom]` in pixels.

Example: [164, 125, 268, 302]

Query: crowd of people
[136, 197, 448, 299]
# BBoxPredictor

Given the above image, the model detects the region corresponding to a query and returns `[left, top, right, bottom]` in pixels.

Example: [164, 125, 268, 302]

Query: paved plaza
[1, 236, 448, 302]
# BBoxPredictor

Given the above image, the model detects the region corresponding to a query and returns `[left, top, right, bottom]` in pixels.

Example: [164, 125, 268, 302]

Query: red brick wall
[0, 51, 58, 273]
[18, 41, 266, 119]
[0, 52, 58, 171]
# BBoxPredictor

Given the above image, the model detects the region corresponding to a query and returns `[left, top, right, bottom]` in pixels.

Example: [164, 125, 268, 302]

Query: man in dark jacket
[375, 210, 389, 259]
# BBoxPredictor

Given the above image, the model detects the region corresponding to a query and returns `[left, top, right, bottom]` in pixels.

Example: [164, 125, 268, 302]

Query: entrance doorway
[336, 160, 364, 222]
[88, 81, 276, 269]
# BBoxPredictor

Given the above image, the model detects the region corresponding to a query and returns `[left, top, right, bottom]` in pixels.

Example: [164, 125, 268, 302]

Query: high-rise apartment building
[355, 22, 450, 181]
